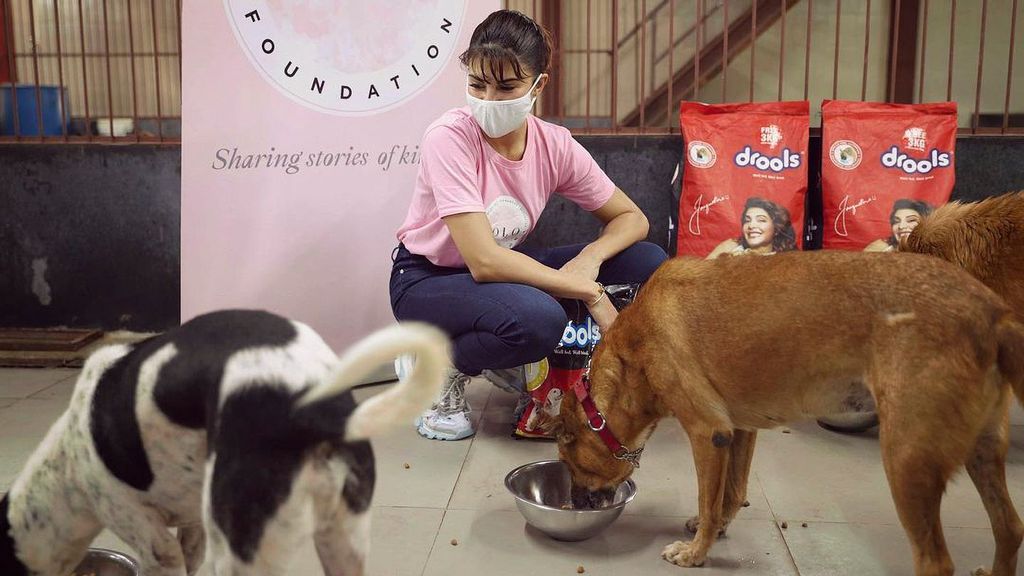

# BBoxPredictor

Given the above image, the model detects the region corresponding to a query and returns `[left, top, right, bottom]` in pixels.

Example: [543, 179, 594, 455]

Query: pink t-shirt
[396, 107, 616, 267]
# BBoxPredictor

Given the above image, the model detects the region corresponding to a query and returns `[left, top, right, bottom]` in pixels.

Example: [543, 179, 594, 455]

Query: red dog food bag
[677, 101, 809, 258]
[821, 100, 957, 251]
[514, 284, 638, 439]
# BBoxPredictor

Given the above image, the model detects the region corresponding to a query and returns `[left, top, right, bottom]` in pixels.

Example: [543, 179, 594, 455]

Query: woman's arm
[558, 188, 650, 282]
[443, 212, 604, 303]
[556, 189, 646, 330]
[445, 187, 647, 330]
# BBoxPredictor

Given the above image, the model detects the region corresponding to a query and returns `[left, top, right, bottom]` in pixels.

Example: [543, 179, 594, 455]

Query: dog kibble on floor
[802, 522, 808, 528]
[403, 463, 410, 469]
[577, 565, 585, 573]
[450, 539, 458, 546]
[781, 522, 788, 529]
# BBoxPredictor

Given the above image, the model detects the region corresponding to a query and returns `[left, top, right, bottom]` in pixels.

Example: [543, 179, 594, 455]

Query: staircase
[620, 0, 801, 128]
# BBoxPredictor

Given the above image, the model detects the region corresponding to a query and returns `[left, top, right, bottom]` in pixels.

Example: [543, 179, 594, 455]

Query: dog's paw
[661, 540, 706, 567]
[684, 516, 728, 538]
[970, 567, 992, 576]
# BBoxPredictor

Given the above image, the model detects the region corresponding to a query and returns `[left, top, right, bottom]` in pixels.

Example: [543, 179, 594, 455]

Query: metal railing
[1, 0, 181, 143]
[506, 0, 1024, 135]
[2, 1, 1020, 142]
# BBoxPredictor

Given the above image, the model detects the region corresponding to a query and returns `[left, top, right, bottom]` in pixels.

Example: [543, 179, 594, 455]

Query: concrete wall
[0, 145, 180, 331]
[2, 136, 1022, 332]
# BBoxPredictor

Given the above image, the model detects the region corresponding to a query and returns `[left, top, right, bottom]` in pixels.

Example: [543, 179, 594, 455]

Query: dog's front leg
[178, 524, 206, 576]
[103, 502, 188, 576]
[663, 427, 732, 568]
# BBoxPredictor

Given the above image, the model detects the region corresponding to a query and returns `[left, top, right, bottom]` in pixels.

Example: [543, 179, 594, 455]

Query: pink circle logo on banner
[224, 0, 467, 115]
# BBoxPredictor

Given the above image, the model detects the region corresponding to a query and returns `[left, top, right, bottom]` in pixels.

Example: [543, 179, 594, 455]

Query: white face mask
[466, 74, 545, 138]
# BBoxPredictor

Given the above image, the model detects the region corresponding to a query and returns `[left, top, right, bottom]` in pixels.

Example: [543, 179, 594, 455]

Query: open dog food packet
[513, 284, 638, 439]
[821, 100, 957, 251]
[677, 101, 809, 259]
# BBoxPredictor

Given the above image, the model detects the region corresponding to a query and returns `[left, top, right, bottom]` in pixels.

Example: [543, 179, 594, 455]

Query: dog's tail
[295, 322, 450, 441]
[997, 317, 1024, 406]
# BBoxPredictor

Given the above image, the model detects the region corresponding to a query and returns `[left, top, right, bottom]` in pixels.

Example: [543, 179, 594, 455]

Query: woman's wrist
[578, 243, 608, 266]
[587, 282, 606, 306]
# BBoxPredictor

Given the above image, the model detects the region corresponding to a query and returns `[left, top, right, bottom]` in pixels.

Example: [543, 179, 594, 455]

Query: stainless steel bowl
[71, 548, 139, 576]
[505, 460, 636, 541]
[817, 411, 879, 433]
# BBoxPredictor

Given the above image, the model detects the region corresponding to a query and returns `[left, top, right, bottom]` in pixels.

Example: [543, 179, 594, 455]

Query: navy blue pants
[389, 241, 667, 375]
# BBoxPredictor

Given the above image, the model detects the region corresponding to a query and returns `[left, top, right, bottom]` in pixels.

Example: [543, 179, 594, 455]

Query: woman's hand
[559, 251, 602, 282]
[584, 281, 618, 332]
[586, 292, 618, 332]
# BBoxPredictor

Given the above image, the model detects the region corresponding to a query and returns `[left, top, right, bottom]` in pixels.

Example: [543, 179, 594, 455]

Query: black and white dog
[0, 310, 448, 576]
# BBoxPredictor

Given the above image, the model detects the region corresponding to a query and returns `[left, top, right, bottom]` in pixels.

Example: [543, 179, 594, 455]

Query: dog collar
[571, 371, 644, 468]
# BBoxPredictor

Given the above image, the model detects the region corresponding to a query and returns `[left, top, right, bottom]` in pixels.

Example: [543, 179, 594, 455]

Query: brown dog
[556, 251, 1024, 576]
[904, 191, 1024, 318]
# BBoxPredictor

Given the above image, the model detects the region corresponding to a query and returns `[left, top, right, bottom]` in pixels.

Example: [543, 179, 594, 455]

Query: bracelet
[588, 282, 606, 306]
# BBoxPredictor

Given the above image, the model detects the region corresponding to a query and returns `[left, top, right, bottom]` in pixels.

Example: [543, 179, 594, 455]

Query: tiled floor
[2, 367, 1024, 575]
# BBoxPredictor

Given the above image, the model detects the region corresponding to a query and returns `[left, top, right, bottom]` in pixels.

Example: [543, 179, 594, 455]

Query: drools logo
[225, 0, 467, 115]
[687, 141, 717, 169]
[829, 140, 862, 170]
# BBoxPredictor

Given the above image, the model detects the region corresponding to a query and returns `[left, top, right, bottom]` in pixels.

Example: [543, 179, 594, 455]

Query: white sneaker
[417, 368, 474, 440]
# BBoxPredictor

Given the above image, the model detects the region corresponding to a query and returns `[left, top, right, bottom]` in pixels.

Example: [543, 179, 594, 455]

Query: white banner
[182, 0, 499, 352]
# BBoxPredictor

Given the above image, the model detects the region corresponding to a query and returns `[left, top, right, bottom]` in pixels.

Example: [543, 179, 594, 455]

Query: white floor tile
[753, 420, 1024, 530]
[0, 368, 78, 399]
[783, 521, 1003, 576]
[423, 509, 798, 576]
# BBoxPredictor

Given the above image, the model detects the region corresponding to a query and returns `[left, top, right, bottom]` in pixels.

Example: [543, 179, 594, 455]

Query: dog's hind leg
[178, 524, 205, 576]
[964, 389, 1023, 576]
[880, 432, 956, 576]
[875, 363, 970, 576]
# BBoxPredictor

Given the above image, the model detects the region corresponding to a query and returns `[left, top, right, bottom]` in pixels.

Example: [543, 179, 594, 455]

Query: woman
[706, 197, 798, 259]
[390, 10, 667, 441]
[864, 198, 933, 252]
